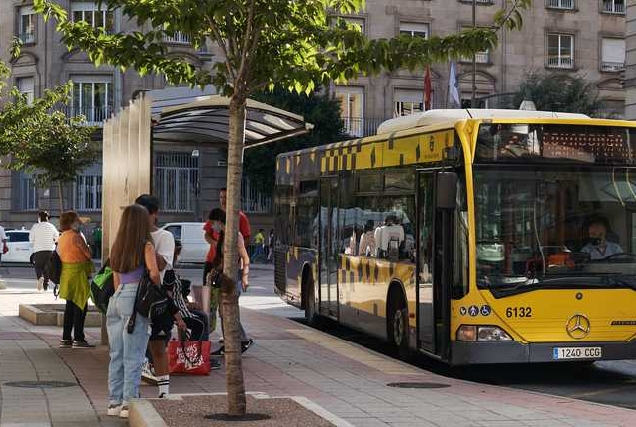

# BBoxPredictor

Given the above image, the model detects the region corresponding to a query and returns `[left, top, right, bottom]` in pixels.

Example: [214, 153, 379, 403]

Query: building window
[399, 22, 429, 38]
[394, 89, 423, 117]
[602, 0, 625, 14]
[17, 77, 35, 104]
[546, 0, 574, 9]
[74, 175, 102, 211]
[342, 17, 365, 34]
[71, 78, 112, 124]
[154, 152, 199, 213]
[547, 33, 574, 69]
[18, 173, 37, 211]
[601, 38, 625, 72]
[335, 86, 364, 137]
[71, 2, 115, 32]
[19, 6, 36, 44]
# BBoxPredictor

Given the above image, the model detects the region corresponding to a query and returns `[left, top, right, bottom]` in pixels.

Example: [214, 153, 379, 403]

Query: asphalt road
[3, 263, 636, 410]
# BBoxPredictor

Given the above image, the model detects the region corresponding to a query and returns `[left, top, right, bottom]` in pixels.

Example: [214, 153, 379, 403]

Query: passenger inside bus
[581, 219, 623, 260]
[374, 215, 405, 260]
[358, 220, 377, 257]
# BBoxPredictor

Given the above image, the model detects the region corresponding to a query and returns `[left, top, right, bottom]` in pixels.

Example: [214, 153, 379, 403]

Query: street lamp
[471, 0, 477, 108]
[191, 149, 201, 222]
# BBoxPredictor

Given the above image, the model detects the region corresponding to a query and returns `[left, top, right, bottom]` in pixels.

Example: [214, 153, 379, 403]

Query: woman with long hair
[57, 211, 93, 348]
[106, 204, 161, 419]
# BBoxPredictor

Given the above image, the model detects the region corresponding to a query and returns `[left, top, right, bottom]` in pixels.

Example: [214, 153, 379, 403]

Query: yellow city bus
[273, 109, 636, 364]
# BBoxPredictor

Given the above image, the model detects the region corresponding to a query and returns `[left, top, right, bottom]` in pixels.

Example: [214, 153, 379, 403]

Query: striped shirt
[29, 222, 59, 253]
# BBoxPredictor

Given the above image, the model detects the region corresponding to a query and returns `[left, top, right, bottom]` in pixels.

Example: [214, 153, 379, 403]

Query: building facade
[0, 1, 274, 235]
[335, 0, 627, 137]
[0, 0, 626, 235]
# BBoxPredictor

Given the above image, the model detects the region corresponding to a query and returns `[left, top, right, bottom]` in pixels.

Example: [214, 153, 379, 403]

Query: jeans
[219, 272, 247, 342]
[107, 283, 150, 406]
[62, 301, 86, 341]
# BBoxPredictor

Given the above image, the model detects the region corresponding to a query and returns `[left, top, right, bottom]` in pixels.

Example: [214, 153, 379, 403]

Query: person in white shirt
[0, 223, 7, 269]
[29, 211, 59, 291]
[135, 194, 178, 399]
[374, 215, 405, 259]
[581, 220, 622, 260]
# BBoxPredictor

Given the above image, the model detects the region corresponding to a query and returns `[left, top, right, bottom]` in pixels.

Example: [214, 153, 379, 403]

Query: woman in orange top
[58, 211, 93, 348]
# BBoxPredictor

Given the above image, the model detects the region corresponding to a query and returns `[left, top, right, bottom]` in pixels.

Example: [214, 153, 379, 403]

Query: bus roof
[376, 109, 590, 135]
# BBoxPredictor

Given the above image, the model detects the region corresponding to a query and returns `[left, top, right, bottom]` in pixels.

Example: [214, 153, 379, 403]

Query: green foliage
[245, 88, 346, 194]
[0, 75, 99, 189]
[512, 72, 604, 117]
[34, 0, 530, 96]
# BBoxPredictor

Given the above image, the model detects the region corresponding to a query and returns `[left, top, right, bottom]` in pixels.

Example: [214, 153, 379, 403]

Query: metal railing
[163, 32, 190, 44]
[460, 51, 489, 64]
[602, 1, 625, 14]
[601, 61, 625, 72]
[60, 105, 113, 126]
[547, 56, 574, 69]
[242, 178, 272, 214]
[342, 117, 386, 138]
[460, 0, 494, 4]
[547, 0, 574, 9]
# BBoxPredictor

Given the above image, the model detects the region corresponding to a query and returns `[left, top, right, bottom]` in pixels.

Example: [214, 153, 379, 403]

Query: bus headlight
[456, 325, 512, 342]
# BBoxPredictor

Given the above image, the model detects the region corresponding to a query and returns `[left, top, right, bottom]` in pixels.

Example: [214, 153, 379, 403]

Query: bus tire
[388, 286, 410, 361]
[303, 269, 318, 326]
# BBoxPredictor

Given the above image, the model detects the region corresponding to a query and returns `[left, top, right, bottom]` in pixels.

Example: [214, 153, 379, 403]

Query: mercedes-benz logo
[566, 314, 590, 339]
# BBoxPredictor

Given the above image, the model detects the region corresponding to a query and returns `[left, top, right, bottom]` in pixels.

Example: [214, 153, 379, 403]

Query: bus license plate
[552, 347, 602, 360]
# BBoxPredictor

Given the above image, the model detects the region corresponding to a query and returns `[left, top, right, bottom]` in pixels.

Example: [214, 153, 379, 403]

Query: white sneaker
[36, 277, 44, 291]
[141, 358, 158, 384]
[107, 404, 122, 416]
[119, 406, 129, 419]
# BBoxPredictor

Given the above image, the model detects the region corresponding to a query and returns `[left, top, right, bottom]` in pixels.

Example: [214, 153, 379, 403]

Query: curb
[129, 392, 353, 427]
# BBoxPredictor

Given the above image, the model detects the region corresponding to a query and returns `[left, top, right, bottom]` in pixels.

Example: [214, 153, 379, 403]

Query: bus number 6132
[506, 307, 532, 318]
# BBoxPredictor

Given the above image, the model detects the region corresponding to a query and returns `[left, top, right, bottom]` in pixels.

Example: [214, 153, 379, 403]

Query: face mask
[589, 237, 601, 246]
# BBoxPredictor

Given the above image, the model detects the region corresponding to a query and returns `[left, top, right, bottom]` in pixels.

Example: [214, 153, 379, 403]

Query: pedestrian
[208, 208, 253, 355]
[92, 224, 102, 260]
[135, 194, 179, 399]
[203, 187, 251, 339]
[267, 229, 274, 262]
[57, 211, 93, 349]
[29, 211, 59, 291]
[0, 222, 7, 267]
[253, 228, 265, 262]
[106, 204, 163, 419]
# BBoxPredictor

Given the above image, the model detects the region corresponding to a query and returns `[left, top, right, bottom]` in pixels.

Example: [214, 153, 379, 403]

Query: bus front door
[319, 176, 339, 319]
[417, 171, 452, 358]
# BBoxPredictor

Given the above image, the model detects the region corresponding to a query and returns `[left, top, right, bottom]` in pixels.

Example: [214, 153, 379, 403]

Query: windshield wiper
[487, 274, 636, 298]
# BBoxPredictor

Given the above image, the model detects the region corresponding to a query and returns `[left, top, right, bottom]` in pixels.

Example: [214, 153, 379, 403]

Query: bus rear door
[319, 176, 339, 319]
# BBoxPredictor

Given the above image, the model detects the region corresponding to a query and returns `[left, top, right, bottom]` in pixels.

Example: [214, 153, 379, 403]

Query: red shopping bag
[168, 339, 211, 375]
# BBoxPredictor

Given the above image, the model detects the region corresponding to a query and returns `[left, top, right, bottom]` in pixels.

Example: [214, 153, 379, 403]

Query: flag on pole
[448, 62, 461, 107]
[424, 65, 432, 111]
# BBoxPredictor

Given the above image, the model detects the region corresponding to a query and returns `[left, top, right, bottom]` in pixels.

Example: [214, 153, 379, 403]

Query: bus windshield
[474, 167, 636, 297]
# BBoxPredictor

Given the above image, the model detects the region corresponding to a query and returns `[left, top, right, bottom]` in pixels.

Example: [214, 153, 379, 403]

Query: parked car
[3, 229, 33, 263]
[161, 222, 208, 263]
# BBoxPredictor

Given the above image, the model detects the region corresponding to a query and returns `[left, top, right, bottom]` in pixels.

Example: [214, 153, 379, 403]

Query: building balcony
[59, 105, 114, 127]
[546, 56, 574, 69]
[546, 0, 574, 10]
[163, 32, 190, 44]
[601, 61, 625, 72]
[342, 117, 387, 138]
[460, 51, 490, 64]
[602, 1, 625, 14]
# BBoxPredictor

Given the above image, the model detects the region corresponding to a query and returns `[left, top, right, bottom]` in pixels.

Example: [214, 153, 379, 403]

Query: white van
[161, 222, 208, 263]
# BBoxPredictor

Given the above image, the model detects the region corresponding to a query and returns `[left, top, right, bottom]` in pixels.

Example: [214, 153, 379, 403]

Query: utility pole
[471, 0, 477, 108]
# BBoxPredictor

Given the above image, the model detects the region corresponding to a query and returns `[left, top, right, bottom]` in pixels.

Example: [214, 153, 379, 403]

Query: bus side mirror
[437, 172, 458, 210]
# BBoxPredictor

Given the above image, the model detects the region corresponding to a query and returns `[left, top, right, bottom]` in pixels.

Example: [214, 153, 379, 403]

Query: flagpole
[471, 0, 476, 108]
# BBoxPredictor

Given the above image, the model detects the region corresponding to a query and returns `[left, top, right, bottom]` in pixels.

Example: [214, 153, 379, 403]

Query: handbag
[44, 250, 62, 285]
[90, 261, 114, 314]
[136, 272, 171, 320]
[2, 242, 8, 254]
[168, 338, 211, 375]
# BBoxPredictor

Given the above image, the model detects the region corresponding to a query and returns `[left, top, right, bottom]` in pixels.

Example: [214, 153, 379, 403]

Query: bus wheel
[304, 273, 318, 325]
[388, 289, 410, 360]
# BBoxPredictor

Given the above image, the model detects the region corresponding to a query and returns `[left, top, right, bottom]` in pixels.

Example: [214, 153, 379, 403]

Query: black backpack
[44, 251, 62, 285]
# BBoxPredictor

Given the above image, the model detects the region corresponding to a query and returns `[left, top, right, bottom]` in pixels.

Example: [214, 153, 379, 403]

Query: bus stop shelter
[101, 92, 313, 260]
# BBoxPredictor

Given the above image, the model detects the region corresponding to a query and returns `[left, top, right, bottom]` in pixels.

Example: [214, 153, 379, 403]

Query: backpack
[44, 251, 62, 285]
[90, 261, 114, 314]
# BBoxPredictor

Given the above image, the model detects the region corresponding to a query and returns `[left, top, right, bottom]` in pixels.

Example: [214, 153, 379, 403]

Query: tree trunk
[222, 95, 247, 416]
[57, 181, 65, 213]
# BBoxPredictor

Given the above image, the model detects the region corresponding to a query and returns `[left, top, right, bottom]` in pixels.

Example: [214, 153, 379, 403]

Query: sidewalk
[2, 277, 636, 426]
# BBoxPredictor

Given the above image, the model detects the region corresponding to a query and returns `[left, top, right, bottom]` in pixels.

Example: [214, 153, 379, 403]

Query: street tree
[34, 0, 531, 416]
[513, 72, 604, 117]
[0, 64, 99, 212]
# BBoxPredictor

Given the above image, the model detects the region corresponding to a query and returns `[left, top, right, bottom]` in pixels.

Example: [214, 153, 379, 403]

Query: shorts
[150, 323, 173, 342]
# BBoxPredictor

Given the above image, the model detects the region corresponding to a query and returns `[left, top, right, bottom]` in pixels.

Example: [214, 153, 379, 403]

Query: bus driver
[581, 220, 622, 260]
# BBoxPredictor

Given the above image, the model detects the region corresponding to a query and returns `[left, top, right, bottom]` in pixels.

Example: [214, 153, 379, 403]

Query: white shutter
[602, 38, 625, 63]
[394, 88, 423, 104]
